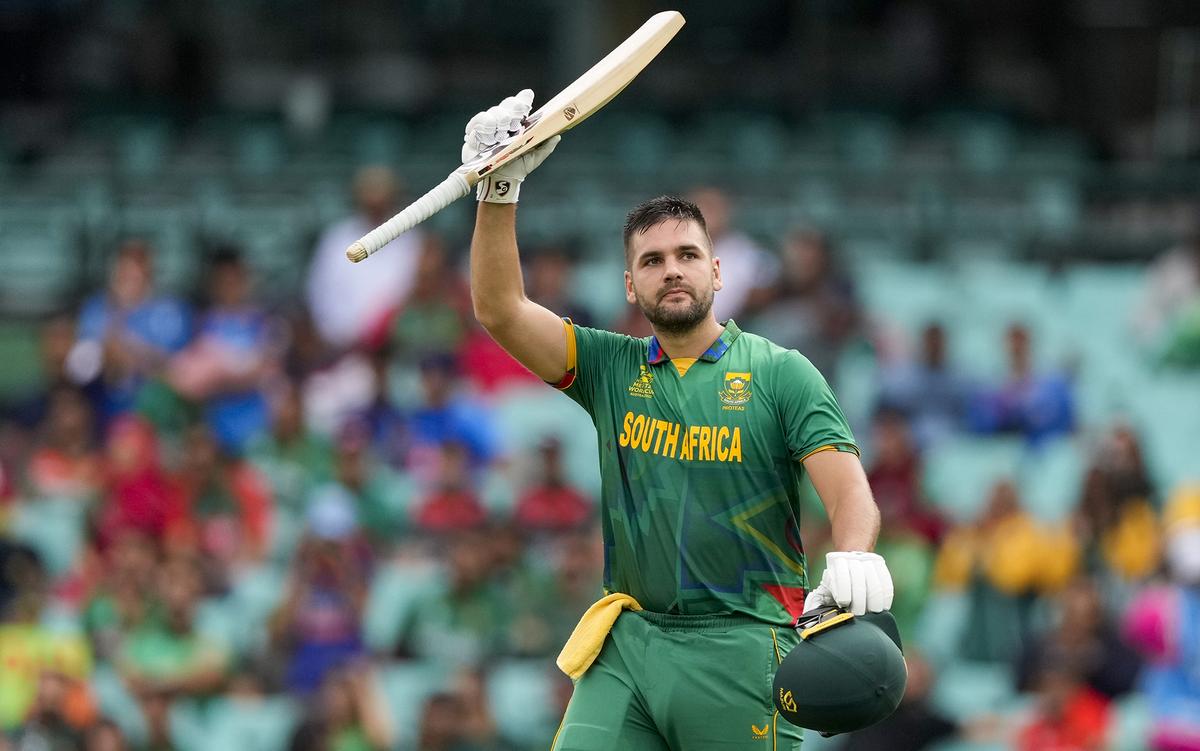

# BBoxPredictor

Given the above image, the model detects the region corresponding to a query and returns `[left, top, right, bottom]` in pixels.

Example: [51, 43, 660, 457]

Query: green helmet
[772, 607, 907, 736]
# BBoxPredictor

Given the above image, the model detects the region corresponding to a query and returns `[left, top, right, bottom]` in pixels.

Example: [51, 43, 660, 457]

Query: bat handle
[346, 171, 472, 262]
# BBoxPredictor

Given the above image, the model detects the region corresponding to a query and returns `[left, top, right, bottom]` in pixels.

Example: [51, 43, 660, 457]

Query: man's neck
[651, 318, 725, 360]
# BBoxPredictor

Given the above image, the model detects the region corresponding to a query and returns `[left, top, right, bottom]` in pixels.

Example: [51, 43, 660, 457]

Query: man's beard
[635, 284, 714, 336]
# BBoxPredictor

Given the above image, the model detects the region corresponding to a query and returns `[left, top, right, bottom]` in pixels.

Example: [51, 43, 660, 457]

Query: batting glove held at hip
[803, 551, 894, 616]
[462, 89, 560, 204]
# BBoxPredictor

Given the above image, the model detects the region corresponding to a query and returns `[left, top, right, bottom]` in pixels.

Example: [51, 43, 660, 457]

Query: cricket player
[465, 91, 893, 751]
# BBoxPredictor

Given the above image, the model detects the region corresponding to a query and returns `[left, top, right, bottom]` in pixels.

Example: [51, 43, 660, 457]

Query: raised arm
[463, 90, 569, 384]
[470, 203, 568, 383]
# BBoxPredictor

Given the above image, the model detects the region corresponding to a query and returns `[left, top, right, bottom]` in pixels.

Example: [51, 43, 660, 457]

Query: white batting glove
[462, 89, 560, 204]
[803, 551, 894, 616]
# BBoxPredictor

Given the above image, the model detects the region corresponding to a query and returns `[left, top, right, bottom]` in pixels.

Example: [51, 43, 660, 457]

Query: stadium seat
[487, 659, 559, 746]
[0, 322, 43, 401]
[376, 661, 448, 748]
[7, 497, 87, 578]
[114, 204, 201, 294]
[90, 664, 149, 746]
[491, 385, 601, 496]
[913, 592, 969, 665]
[203, 696, 300, 751]
[1018, 436, 1085, 522]
[570, 256, 635, 327]
[930, 661, 1016, 721]
[363, 560, 440, 653]
[0, 220, 80, 316]
[1108, 694, 1152, 751]
[922, 437, 1025, 522]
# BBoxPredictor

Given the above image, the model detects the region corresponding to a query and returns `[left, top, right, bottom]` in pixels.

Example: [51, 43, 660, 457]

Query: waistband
[632, 609, 769, 631]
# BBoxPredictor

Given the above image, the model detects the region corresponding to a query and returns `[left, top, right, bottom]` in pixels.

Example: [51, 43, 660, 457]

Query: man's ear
[712, 256, 723, 292]
[625, 270, 637, 304]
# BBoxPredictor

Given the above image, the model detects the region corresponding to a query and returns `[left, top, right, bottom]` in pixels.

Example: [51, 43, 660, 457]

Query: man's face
[624, 219, 722, 335]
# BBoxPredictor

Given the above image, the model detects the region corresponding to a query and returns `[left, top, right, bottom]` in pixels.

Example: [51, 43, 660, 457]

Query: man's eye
[682, 252, 697, 260]
[646, 258, 661, 265]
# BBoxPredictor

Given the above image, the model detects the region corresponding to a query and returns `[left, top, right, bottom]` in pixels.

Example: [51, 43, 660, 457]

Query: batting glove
[462, 89, 560, 204]
[803, 551, 894, 616]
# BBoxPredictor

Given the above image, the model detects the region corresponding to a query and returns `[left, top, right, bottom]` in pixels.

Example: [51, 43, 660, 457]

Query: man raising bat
[467, 90, 893, 751]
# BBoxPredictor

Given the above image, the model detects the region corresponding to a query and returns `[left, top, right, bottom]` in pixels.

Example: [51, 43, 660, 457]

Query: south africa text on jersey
[617, 410, 743, 463]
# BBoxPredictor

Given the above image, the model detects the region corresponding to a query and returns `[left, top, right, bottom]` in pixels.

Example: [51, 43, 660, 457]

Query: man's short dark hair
[622, 195, 709, 266]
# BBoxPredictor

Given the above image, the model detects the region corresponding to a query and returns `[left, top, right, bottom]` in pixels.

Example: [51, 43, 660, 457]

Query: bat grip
[346, 171, 472, 262]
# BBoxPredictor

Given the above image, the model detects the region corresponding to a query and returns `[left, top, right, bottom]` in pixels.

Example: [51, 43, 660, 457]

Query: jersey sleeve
[776, 350, 859, 462]
[551, 319, 629, 416]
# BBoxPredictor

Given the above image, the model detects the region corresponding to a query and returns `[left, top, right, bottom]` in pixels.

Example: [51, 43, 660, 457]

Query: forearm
[826, 485, 880, 552]
[470, 202, 527, 327]
[804, 450, 880, 551]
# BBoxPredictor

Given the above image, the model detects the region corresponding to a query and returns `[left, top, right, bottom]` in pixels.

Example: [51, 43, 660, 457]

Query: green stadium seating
[1019, 436, 1085, 522]
[914, 592, 968, 665]
[487, 659, 559, 746]
[91, 664, 149, 746]
[569, 256, 630, 328]
[930, 661, 1015, 721]
[7, 497, 87, 578]
[113, 204, 201, 293]
[202, 204, 315, 297]
[0, 215, 80, 315]
[491, 385, 601, 496]
[1108, 694, 1152, 751]
[376, 661, 448, 748]
[203, 697, 299, 751]
[0, 322, 43, 400]
[922, 436, 1025, 522]
[363, 561, 440, 653]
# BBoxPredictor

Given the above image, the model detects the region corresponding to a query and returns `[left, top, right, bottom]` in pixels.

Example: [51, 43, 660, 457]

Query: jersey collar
[647, 320, 742, 365]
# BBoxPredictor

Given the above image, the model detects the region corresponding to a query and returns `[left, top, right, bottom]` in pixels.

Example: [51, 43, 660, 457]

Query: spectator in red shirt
[1017, 662, 1111, 751]
[95, 416, 186, 551]
[865, 408, 946, 544]
[413, 442, 487, 534]
[514, 437, 592, 532]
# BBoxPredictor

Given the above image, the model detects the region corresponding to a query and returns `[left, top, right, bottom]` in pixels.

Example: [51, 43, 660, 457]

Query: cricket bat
[346, 10, 685, 262]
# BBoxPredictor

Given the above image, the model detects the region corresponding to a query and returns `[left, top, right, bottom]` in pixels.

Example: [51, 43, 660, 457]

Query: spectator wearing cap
[269, 489, 371, 695]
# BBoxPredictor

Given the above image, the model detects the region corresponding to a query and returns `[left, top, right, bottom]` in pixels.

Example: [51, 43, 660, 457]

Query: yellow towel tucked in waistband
[556, 592, 642, 680]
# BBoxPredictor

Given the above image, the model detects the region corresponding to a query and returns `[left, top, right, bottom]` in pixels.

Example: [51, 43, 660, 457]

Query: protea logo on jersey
[720, 372, 752, 410]
[617, 411, 743, 462]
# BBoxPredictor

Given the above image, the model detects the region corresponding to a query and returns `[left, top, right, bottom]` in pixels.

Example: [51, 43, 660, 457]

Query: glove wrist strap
[477, 174, 521, 204]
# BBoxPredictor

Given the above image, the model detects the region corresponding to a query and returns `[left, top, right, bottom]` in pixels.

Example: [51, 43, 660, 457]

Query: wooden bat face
[461, 11, 684, 185]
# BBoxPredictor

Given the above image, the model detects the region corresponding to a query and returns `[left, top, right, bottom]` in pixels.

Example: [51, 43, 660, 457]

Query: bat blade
[468, 10, 685, 181]
[347, 10, 685, 262]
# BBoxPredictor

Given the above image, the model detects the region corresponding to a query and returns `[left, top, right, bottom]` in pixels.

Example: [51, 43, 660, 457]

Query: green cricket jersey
[555, 319, 858, 625]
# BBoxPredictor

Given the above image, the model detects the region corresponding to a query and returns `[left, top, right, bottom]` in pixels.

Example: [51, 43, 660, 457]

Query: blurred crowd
[0, 166, 1198, 751]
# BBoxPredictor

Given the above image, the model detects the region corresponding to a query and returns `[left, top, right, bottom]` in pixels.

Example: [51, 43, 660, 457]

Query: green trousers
[551, 610, 804, 751]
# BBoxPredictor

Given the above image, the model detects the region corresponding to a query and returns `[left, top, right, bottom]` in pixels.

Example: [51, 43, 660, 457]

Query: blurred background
[1, 0, 1199, 749]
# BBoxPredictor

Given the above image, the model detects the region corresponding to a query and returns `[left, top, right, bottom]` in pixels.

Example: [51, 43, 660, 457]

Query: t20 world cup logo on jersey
[720, 372, 752, 409]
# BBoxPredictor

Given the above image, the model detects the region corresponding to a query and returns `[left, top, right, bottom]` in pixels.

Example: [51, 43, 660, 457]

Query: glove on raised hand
[803, 551, 894, 617]
[462, 89, 560, 204]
